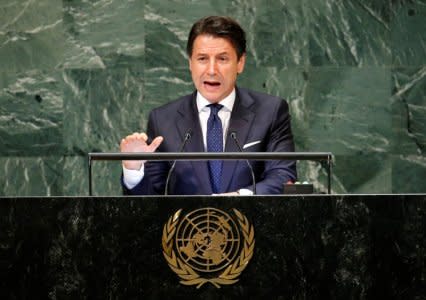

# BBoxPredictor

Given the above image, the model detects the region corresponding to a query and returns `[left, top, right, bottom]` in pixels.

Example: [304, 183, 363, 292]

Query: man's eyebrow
[194, 51, 230, 56]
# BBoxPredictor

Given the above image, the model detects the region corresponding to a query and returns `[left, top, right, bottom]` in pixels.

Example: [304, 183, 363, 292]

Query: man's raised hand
[120, 132, 163, 170]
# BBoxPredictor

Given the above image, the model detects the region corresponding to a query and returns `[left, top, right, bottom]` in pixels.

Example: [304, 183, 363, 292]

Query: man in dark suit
[120, 16, 297, 195]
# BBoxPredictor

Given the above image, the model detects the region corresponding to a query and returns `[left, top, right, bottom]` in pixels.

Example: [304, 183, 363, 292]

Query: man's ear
[237, 54, 246, 74]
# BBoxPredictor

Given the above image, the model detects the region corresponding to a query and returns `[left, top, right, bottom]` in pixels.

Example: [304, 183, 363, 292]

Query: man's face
[189, 35, 245, 103]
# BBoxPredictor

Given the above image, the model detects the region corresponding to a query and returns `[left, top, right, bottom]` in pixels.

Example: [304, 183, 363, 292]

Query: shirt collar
[196, 89, 236, 113]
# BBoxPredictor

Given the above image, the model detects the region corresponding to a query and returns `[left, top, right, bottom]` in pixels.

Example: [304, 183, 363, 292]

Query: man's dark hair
[186, 16, 246, 60]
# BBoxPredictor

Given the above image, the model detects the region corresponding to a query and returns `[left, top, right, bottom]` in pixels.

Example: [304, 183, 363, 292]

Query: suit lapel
[221, 89, 255, 192]
[176, 92, 213, 194]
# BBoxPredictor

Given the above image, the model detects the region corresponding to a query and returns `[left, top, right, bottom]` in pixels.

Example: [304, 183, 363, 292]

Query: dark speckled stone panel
[0, 195, 424, 298]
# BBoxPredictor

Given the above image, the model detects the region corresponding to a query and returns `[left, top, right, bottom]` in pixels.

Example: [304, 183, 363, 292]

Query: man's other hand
[213, 192, 239, 196]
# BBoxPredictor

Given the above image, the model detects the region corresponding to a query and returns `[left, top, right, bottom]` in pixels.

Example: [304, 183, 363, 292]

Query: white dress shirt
[196, 89, 234, 150]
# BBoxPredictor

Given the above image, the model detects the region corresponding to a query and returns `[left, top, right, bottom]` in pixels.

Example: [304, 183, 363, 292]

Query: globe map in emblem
[175, 207, 241, 273]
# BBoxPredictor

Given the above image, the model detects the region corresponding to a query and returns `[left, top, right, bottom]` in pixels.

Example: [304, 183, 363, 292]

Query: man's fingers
[123, 133, 148, 143]
[134, 132, 147, 141]
[120, 137, 133, 150]
[147, 136, 163, 152]
[140, 133, 148, 141]
[120, 133, 161, 153]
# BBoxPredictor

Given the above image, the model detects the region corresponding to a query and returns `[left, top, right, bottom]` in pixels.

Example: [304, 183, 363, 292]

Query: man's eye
[198, 57, 207, 62]
[219, 57, 228, 62]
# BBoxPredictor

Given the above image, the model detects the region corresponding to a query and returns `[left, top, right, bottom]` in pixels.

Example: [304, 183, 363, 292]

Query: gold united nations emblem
[162, 207, 255, 288]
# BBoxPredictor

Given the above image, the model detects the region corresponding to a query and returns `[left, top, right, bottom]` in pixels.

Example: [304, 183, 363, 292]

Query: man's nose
[207, 59, 217, 75]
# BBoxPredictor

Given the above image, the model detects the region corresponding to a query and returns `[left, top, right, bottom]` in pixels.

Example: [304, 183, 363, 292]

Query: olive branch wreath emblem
[162, 208, 255, 288]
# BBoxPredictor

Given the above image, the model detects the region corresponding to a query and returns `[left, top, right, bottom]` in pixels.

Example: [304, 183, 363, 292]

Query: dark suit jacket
[122, 87, 297, 195]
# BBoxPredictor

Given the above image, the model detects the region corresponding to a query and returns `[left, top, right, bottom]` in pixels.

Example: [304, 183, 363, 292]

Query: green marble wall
[1, 0, 425, 196]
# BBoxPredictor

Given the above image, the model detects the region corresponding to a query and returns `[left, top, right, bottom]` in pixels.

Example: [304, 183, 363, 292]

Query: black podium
[1, 195, 425, 299]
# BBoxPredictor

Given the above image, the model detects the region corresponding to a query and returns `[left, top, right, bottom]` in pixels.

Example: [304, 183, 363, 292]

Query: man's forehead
[192, 35, 236, 54]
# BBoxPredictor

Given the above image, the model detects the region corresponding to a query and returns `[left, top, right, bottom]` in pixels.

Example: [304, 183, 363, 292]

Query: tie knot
[208, 104, 223, 116]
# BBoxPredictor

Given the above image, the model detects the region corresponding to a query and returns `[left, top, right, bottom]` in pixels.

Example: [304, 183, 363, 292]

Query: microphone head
[185, 128, 192, 139]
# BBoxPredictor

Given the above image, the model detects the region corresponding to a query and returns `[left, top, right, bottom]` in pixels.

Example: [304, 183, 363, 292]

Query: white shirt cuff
[122, 165, 144, 189]
[238, 188, 253, 196]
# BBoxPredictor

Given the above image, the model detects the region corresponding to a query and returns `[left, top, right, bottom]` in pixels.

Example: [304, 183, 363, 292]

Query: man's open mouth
[204, 81, 221, 86]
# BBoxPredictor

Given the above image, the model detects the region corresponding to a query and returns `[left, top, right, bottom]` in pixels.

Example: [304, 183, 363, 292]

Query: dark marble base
[0, 195, 424, 299]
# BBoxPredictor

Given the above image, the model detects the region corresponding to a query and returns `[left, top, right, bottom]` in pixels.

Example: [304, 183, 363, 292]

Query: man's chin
[199, 90, 224, 103]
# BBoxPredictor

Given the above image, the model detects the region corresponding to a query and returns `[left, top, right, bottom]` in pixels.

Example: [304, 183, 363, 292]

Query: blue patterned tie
[207, 104, 223, 194]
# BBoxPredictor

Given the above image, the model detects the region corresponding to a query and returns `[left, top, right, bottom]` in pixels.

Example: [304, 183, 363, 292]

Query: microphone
[164, 129, 192, 195]
[230, 131, 256, 195]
